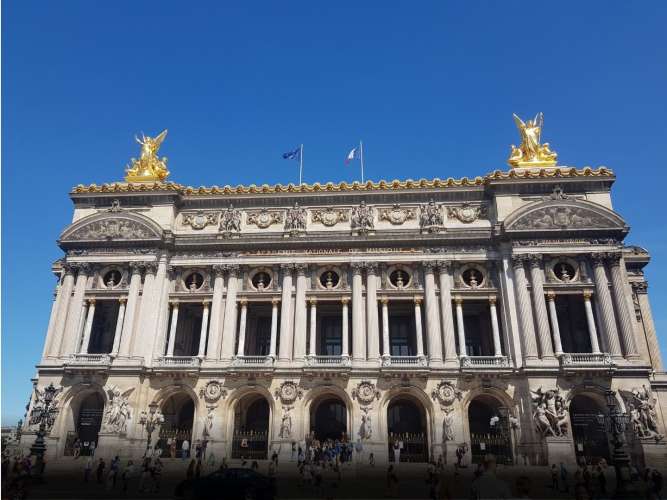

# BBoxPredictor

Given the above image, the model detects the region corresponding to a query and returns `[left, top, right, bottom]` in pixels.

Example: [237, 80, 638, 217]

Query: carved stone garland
[182, 211, 219, 230]
[379, 204, 416, 225]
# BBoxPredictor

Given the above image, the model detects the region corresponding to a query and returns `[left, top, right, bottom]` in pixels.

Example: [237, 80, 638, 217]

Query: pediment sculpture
[505, 200, 626, 233]
[62, 213, 162, 241]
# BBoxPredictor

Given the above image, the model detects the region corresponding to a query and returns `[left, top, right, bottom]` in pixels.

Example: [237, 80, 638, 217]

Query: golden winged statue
[507, 113, 558, 167]
[124, 129, 170, 182]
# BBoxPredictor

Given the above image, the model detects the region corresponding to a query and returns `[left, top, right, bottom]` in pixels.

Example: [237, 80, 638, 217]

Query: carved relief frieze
[219, 204, 242, 237]
[68, 218, 157, 240]
[102, 386, 134, 434]
[352, 381, 380, 406]
[447, 203, 487, 224]
[274, 381, 303, 405]
[431, 381, 462, 408]
[419, 200, 444, 233]
[246, 209, 283, 229]
[199, 380, 227, 404]
[311, 207, 349, 227]
[379, 204, 416, 225]
[350, 201, 374, 233]
[181, 211, 218, 230]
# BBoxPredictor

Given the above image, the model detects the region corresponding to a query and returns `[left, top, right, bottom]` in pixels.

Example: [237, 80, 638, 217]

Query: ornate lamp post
[139, 402, 164, 457]
[29, 383, 60, 479]
[596, 389, 635, 498]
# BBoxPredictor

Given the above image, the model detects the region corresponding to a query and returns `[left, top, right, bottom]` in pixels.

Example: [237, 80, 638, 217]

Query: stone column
[351, 263, 366, 362]
[111, 298, 127, 355]
[437, 261, 458, 365]
[454, 296, 466, 357]
[591, 253, 622, 358]
[380, 297, 390, 359]
[198, 301, 210, 357]
[79, 299, 96, 354]
[341, 297, 350, 358]
[489, 296, 503, 357]
[118, 263, 143, 358]
[607, 253, 640, 358]
[221, 266, 240, 361]
[146, 257, 170, 365]
[47, 264, 76, 357]
[582, 290, 601, 354]
[545, 292, 564, 356]
[306, 298, 317, 357]
[167, 301, 179, 356]
[366, 263, 380, 362]
[528, 255, 555, 359]
[423, 261, 443, 364]
[269, 298, 280, 358]
[133, 261, 157, 359]
[42, 276, 63, 359]
[236, 299, 248, 356]
[633, 282, 663, 370]
[62, 263, 90, 355]
[413, 297, 425, 358]
[292, 264, 309, 362]
[511, 256, 539, 361]
[278, 264, 294, 362]
[206, 265, 226, 360]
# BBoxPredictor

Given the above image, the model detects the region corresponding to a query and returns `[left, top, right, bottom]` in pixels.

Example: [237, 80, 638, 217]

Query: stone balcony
[559, 352, 614, 368]
[460, 355, 511, 370]
[153, 356, 202, 370]
[305, 355, 351, 367]
[231, 355, 275, 367]
[381, 355, 427, 367]
[64, 353, 112, 373]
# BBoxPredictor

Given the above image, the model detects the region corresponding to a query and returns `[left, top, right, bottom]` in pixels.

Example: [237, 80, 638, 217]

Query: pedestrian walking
[181, 438, 190, 460]
[96, 458, 106, 483]
[84, 456, 93, 482]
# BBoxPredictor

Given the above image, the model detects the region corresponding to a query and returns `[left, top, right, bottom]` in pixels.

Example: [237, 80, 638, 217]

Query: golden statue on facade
[124, 130, 170, 182]
[508, 113, 558, 167]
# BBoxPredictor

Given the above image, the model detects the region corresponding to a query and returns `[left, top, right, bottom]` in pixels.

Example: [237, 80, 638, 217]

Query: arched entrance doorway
[570, 395, 610, 464]
[159, 393, 195, 458]
[387, 397, 428, 463]
[310, 397, 347, 441]
[65, 392, 105, 456]
[232, 395, 270, 459]
[467, 395, 513, 465]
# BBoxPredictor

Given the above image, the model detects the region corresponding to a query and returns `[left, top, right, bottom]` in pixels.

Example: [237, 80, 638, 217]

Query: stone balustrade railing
[68, 353, 112, 365]
[154, 356, 202, 367]
[461, 356, 510, 368]
[232, 355, 274, 366]
[560, 352, 613, 366]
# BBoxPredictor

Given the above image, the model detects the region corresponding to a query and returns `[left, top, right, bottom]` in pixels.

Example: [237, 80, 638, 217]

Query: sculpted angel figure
[279, 408, 292, 438]
[351, 201, 374, 231]
[420, 199, 443, 228]
[508, 113, 558, 166]
[285, 202, 307, 232]
[125, 129, 170, 181]
[442, 408, 454, 441]
[104, 386, 134, 434]
[137, 130, 168, 160]
[220, 204, 242, 234]
[359, 413, 373, 440]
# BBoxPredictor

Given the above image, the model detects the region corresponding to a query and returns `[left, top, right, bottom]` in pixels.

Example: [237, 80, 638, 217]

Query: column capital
[590, 252, 608, 267]
[309, 297, 318, 306]
[379, 296, 389, 305]
[350, 262, 364, 274]
[511, 255, 528, 269]
[118, 297, 127, 305]
[364, 261, 379, 274]
[169, 300, 179, 307]
[582, 289, 593, 300]
[202, 300, 211, 308]
[422, 260, 437, 273]
[453, 296, 463, 305]
[295, 263, 309, 276]
[271, 297, 281, 306]
[631, 281, 648, 294]
[436, 260, 452, 273]
[212, 264, 226, 277]
[62, 262, 77, 275]
[225, 264, 240, 277]
[143, 262, 158, 274]
[413, 296, 423, 306]
[72, 262, 92, 274]
[239, 298, 248, 307]
[488, 295, 498, 305]
[605, 251, 623, 267]
[129, 261, 144, 274]
[341, 297, 350, 305]
[86, 298, 96, 306]
[528, 254, 544, 268]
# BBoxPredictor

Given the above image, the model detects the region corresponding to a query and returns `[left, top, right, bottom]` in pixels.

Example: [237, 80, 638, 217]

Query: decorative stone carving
[311, 207, 349, 227]
[279, 406, 293, 438]
[621, 386, 664, 442]
[531, 387, 568, 438]
[379, 204, 416, 225]
[419, 199, 444, 232]
[68, 217, 157, 240]
[442, 408, 455, 441]
[182, 211, 218, 230]
[359, 407, 372, 440]
[246, 209, 283, 229]
[219, 204, 242, 236]
[447, 203, 487, 224]
[350, 201, 374, 233]
[285, 202, 307, 234]
[431, 381, 462, 407]
[103, 386, 134, 434]
[352, 381, 380, 405]
[199, 380, 227, 404]
[508, 203, 621, 231]
[274, 381, 303, 405]
[203, 405, 216, 437]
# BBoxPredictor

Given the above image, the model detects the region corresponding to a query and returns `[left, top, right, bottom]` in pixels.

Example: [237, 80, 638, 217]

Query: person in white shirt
[181, 439, 190, 460]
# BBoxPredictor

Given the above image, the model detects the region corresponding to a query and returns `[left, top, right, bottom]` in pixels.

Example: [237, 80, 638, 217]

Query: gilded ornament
[508, 113, 558, 168]
[125, 130, 170, 182]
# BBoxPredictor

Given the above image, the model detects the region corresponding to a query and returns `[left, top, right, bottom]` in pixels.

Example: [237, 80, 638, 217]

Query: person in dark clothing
[96, 458, 106, 483]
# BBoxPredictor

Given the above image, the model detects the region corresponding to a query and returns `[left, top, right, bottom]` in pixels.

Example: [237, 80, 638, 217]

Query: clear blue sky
[2, 1, 666, 424]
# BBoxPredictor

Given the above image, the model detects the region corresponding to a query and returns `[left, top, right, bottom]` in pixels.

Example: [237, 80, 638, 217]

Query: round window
[251, 271, 272, 290]
[319, 270, 340, 289]
[554, 262, 575, 282]
[103, 270, 122, 288]
[389, 269, 410, 289]
[185, 272, 204, 291]
[462, 268, 484, 288]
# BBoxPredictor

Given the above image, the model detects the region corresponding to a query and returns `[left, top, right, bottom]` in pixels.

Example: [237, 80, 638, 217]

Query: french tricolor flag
[345, 147, 360, 164]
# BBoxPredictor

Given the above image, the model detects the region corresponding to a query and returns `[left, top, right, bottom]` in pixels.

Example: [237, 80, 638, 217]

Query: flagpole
[359, 140, 364, 183]
[299, 144, 303, 185]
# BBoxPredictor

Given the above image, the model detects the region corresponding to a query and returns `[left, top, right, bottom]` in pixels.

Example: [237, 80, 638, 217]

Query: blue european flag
[282, 147, 301, 161]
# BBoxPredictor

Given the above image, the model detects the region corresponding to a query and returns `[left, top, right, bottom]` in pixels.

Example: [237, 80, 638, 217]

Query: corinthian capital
[350, 262, 364, 274]
[212, 264, 226, 277]
[436, 260, 452, 274]
[294, 263, 309, 276]
[527, 254, 544, 268]
[511, 255, 527, 269]
[631, 281, 648, 294]
[144, 262, 158, 274]
[422, 260, 437, 273]
[605, 251, 622, 267]
[364, 262, 379, 274]
[590, 252, 607, 268]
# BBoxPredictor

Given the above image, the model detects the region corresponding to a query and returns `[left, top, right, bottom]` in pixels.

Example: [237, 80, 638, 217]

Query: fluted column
[111, 298, 127, 355]
[118, 263, 143, 358]
[42, 275, 64, 358]
[528, 255, 555, 359]
[511, 256, 538, 361]
[454, 296, 466, 357]
[607, 253, 639, 358]
[423, 261, 443, 364]
[292, 264, 309, 362]
[146, 257, 170, 364]
[633, 282, 662, 370]
[351, 263, 366, 362]
[46, 265, 76, 357]
[133, 261, 157, 359]
[437, 261, 457, 365]
[413, 297, 425, 357]
[380, 297, 390, 358]
[591, 253, 622, 358]
[198, 301, 210, 357]
[582, 291, 601, 354]
[278, 264, 294, 362]
[236, 299, 248, 356]
[221, 266, 240, 361]
[167, 301, 179, 356]
[341, 297, 350, 358]
[269, 298, 280, 358]
[366, 263, 380, 362]
[61, 263, 90, 355]
[206, 265, 226, 360]
[489, 296, 503, 357]
[545, 292, 564, 356]
[308, 298, 318, 356]
[79, 299, 96, 354]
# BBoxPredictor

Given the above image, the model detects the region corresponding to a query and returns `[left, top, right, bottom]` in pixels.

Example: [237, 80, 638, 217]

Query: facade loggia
[22, 128, 667, 469]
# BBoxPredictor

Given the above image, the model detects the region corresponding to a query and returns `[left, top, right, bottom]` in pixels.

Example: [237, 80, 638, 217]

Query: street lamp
[139, 402, 164, 457]
[596, 389, 635, 498]
[29, 383, 60, 479]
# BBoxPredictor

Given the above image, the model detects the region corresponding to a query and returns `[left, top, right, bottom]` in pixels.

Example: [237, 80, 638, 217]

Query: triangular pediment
[60, 212, 163, 243]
